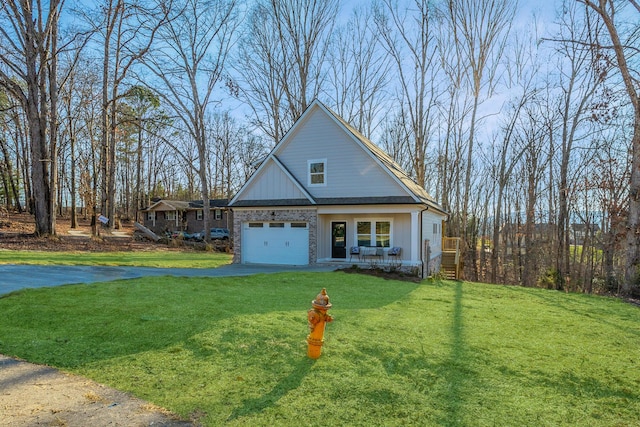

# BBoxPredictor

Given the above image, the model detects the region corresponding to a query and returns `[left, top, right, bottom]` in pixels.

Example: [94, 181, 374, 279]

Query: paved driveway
[0, 264, 336, 296]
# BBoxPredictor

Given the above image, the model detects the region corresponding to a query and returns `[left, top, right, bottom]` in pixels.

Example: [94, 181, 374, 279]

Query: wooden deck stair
[441, 237, 462, 280]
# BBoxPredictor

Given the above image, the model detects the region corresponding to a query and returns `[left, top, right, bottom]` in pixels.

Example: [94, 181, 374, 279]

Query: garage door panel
[242, 222, 309, 265]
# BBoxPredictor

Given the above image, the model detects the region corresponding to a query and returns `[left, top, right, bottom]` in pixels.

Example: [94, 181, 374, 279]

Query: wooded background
[0, 0, 638, 295]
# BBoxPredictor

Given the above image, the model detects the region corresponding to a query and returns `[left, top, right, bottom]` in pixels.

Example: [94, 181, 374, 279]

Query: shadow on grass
[440, 281, 472, 426]
[226, 357, 315, 421]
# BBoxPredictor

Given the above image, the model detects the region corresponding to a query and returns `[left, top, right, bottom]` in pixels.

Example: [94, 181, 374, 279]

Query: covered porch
[315, 205, 424, 268]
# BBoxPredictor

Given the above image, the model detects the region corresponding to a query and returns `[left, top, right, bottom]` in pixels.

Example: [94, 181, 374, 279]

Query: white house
[228, 100, 447, 276]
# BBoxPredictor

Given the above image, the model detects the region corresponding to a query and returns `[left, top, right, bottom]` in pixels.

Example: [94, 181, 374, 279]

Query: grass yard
[0, 273, 638, 426]
[0, 250, 232, 268]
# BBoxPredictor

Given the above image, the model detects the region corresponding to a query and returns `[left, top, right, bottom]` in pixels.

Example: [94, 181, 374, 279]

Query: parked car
[210, 228, 230, 240]
[171, 230, 196, 240]
[193, 228, 230, 241]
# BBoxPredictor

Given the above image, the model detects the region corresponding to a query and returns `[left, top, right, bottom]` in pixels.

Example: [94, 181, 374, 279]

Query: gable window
[308, 159, 326, 186]
[196, 209, 203, 220]
[356, 220, 391, 247]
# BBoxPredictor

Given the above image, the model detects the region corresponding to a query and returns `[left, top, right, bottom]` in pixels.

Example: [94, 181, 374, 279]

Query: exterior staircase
[441, 237, 462, 280]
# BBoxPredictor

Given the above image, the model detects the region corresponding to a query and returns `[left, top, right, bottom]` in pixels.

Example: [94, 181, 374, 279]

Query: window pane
[357, 221, 371, 246]
[376, 221, 390, 234]
[376, 235, 390, 247]
[291, 222, 307, 228]
[269, 222, 285, 228]
[310, 162, 324, 173]
[357, 221, 371, 234]
[310, 174, 324, 184]
[248, 222, 263, 228]
[333, 224, 345, 247]
[357, 236, 371, 246]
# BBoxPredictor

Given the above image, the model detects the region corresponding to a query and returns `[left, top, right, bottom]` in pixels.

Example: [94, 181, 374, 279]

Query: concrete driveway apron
[0, 264, 335, 296]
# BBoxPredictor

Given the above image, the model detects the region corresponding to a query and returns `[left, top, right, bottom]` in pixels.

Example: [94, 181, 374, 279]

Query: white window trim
[308, 159, 327, 187]
[166, 211, 177, 221]
[354, 218, 393, 248]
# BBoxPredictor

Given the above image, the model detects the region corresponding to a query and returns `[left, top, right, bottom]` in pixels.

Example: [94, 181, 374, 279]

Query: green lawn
[0, 250, 232, 268]
[0, 273, 638, 426]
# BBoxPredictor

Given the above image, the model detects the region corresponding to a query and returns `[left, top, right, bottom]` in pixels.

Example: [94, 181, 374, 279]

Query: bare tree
[0, 91, 24, 212]
[120, 85, 162, 222]
[375, 0, 442, 188]
[549, 2, 603, 289]
[441, 0, 515, 261]
[142, 0, 239, 240]
[487, 23, 544, 284]
[0, 0, 65, 235]
[591, 123, 630, 292]
[235, 0, 338, 145]
[518, 103, 552, 287]
[208, 112, 248, 199]
[327, 5, 390, 137]
[580, 0, 640, 295]
[79, 0, 166, 232]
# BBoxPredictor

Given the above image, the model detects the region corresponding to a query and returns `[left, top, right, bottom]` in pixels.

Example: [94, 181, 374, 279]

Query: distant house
[228, 99, 447, 275]
[498, 223, 558, 255]
[141, 198, 231, 236]
[499, 222, 603, 252]
[570, 223, 600, 245]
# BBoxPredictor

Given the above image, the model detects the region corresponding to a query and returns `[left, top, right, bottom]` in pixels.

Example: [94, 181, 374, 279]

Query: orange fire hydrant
[307, 288, 333, 359]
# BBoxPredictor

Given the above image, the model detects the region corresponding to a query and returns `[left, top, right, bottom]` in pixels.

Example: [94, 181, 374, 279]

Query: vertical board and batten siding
[238, 159, 308, 201]
[422, 210, 443, 258]
[276, 107, 409, 199]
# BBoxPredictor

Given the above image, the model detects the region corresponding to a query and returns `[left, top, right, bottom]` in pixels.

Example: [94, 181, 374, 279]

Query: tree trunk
[625, 121, 640, 295]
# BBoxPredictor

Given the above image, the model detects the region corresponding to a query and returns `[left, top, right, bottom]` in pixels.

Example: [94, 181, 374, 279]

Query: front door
[331, 222, 347, 259]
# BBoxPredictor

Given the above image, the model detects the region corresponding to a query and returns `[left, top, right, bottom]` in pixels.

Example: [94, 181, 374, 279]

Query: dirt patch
[0, 212, 175, 253]
[0, 355, 192, 426]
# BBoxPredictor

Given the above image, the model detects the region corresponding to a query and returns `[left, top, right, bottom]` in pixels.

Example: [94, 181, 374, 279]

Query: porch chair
[349, 246, 361, 262]
[387, 247, 402, 267]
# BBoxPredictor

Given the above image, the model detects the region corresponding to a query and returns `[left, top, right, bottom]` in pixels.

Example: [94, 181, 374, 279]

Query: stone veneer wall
[232, 208, 318, 264]
[421, 239, 442, 278]
[428, 254, 442, 276]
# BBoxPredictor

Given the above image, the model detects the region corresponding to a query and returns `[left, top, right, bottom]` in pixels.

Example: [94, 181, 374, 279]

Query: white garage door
[242, 222, 309, 265]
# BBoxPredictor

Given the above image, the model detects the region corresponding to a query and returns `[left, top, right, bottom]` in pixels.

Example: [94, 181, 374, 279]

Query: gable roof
[144, 200, 191, 212]
[143, 199, 229, 212]
[230, 100, 446, 215]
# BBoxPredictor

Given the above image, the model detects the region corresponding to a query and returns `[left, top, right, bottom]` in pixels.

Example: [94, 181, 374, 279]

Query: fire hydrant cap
[312, 288, 332, 310]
